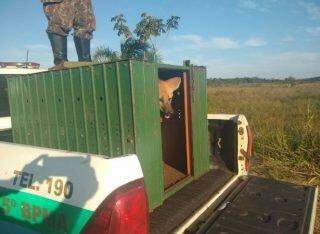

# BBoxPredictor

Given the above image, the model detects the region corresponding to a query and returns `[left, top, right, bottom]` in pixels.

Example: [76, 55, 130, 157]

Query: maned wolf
[158, 77, 181, 118]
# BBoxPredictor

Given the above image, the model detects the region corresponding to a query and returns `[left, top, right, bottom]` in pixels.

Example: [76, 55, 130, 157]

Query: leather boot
[47, 33, 68, 70]
[74, 36, 92, 62]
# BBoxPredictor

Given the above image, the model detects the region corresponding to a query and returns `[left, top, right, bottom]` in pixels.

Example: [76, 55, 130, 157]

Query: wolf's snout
[164, 103, 174, 114]
[160, 102, 174, 116]
[159, 76, 182, 118]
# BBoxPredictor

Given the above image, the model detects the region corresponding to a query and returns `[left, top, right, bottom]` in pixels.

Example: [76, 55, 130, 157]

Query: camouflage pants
[42, 0, 96, 39]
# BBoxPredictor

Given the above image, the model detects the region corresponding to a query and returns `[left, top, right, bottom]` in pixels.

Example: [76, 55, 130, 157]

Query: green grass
[207, 82, 320, 231]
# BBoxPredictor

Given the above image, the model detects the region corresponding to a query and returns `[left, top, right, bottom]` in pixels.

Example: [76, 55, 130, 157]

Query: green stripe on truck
[0, 186, 93, 234]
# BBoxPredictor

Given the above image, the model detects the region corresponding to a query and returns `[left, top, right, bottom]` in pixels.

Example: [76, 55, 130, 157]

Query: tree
[111, 13, 180, 62]
[284, 76, 296, 87]
[119, 38, 150, 60]
[285, 76, 296, 82]
[92, 46, 119, 63]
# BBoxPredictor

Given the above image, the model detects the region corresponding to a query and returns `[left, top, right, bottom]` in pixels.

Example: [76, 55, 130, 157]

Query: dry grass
[207, 82, 320, 231]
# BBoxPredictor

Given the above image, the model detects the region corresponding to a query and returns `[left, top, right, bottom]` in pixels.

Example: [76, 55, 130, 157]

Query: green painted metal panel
[81, 66, 98, 154]
[70, 68, 87, 153]
[105, 63, 122, 156]
[130, 61, 163, 209]
[53, 71, 68, 150]
[18, 76, 26, 144]
[10, 77, 20, 143]
[10, 78, 18, 143]
[91, 64, 110, 155]
[190, 66, 210, 178]
[157, 63, 189, 71]
[12, 77, 19, 143]
[16, 77, 25, 144]
[29, 75, 42, 146]
[0, 75, 10, 117]
[37, 73, 51, 147]
[61, 69, 77, 151]
[34, 73, 43, 147]
[26, 76, 37, 145]
[44, 72, 59, 149]
[116, 61, 135, 154]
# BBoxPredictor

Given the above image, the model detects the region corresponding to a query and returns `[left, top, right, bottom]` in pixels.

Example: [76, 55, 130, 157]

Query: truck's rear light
[245, 126, 253, 171]
[83, 179, 149, 234]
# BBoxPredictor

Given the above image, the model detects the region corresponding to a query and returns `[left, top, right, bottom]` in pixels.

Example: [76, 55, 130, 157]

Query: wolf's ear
[166, 77, 181, 91]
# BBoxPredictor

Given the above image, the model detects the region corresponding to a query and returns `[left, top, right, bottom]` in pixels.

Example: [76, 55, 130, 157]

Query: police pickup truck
[0, 61, 318, 233]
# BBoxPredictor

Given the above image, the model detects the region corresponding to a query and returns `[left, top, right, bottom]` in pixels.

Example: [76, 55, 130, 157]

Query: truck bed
[150, 166, 235, 234]
[186, 176, 318, 234]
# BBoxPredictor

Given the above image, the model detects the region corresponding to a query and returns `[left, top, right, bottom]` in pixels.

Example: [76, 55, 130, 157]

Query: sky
[0, 0, 319, 78]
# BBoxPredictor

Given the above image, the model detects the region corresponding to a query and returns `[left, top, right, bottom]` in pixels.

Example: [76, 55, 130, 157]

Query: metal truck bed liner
[187, 176, 318, 234]
[150, 168, 235, 234]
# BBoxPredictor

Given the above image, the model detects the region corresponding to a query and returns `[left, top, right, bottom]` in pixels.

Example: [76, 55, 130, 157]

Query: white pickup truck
[0, 115, 317, 234]
[0, 62, 318, 233]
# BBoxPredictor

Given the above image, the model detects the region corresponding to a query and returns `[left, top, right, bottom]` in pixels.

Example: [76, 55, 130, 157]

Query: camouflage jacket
[41, 0, 63, 3]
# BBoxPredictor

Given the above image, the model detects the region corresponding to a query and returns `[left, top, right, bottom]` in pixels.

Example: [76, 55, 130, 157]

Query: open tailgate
[186, 176, 318, 234]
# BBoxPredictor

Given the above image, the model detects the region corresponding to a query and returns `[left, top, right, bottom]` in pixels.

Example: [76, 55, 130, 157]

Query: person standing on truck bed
[41, 0, 96, 70]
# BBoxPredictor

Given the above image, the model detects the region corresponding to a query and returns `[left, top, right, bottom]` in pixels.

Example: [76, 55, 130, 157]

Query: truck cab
[0, 60, 317, 233]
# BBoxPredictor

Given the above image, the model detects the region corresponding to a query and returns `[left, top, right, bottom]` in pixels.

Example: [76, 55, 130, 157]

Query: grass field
[207, 82, 320, 231]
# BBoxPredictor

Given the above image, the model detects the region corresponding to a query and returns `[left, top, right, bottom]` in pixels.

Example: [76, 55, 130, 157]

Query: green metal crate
[6, 59, 209, 209]
[0, 75, 10, 117]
